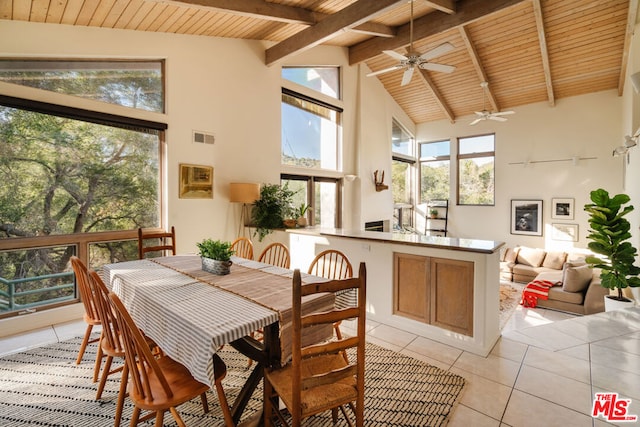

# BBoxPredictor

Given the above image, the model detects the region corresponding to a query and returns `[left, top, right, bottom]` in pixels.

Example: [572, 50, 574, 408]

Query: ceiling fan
[366, 0, 455, 86]
[470, 82, 515, 125]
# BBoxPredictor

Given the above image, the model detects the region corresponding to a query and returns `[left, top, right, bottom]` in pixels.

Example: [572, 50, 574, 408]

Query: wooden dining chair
[107, 290, 217, 427]
[231, 236, 254, 260]
[137, 226, 176, 259]
[258, 242, 290, 268]
[308, 249, 354, 356]
[264, 263, 366, 427]
[70, 256, 101, 368]
[87, 270, 128, 427]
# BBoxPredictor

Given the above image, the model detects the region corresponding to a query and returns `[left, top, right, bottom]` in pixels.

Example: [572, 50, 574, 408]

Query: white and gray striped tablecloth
[103, 259, 279, 387]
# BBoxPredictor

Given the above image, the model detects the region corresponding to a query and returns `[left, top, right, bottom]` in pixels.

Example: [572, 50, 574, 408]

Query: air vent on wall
[193, 130, 215, 145]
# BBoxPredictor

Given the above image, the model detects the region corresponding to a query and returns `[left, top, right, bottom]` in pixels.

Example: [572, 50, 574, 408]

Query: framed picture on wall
[551, 198, 574, 219]
[511, 199, 543, 236]
[552, 223, 578, 242]
[179, 163, 213, 199]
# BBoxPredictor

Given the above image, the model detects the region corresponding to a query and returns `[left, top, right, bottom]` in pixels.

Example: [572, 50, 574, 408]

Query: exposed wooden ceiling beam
[417, 68, 455, 123]
[426, 0, 457, 14]
[165, 0, 396, 37]
[532, 0, 554, 106]
[618, 0, 639, 96]
[458, 26, 499, 112]
[349, 0, 528, 65]
[265, 0, 405, 66]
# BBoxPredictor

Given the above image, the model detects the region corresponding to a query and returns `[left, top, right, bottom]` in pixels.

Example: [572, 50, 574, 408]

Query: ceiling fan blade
[382, 50, 408, 61]
[418, 62, 456, 74]
[474, 111, 486, 116]
[367, 65, 404, 77]
[491, 110, 515, 116]
[488, 115, 508, 122]
[419, 42, 455, 61]
[401, 67, 414, 86]
[469, 118, 482, 125]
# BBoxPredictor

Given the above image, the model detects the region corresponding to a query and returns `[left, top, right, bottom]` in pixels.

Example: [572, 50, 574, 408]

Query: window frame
[456, 133, 496, 206]
[419, 139, 451, 204]
[281, 174, 343, 228]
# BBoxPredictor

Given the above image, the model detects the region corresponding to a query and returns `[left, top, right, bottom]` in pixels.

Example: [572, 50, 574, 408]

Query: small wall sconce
[345, 174, 357, 182]
[373, 170, 388, 192]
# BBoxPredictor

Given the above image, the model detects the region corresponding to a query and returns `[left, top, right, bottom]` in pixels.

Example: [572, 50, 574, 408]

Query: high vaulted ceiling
[2, 0, 637, 124]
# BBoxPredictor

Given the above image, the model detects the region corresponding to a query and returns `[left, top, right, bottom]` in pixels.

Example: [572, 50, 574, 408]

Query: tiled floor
[2, 300, 640, 426]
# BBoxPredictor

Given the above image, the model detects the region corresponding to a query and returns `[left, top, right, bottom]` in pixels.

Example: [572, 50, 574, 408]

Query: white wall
[416, 90, 624, 251]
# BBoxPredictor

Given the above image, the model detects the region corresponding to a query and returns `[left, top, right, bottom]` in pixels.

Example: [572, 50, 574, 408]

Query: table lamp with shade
[229, 183, 261, 237]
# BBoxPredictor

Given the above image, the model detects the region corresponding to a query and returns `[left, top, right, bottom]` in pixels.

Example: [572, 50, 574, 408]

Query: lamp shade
[229, 182, 260, 203]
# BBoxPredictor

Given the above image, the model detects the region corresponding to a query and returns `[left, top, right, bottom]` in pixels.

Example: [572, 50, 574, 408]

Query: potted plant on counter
[296, 203, 310, 227]
[251, 183, 295, 241]
[584, 188, 640, 310]
[197, 238, 234, 275]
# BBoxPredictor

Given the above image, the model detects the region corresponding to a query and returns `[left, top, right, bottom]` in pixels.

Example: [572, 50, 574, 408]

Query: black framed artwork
[511, 200, 543, 236]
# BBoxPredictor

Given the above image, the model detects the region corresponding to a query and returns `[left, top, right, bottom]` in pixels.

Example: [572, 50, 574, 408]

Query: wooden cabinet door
[430, 257, 474, 336]
[393, 253, 429, 322]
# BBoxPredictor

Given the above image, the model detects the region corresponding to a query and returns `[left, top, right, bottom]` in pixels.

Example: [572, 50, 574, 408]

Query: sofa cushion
[517, 247, 546, 267]
[548, 286, 585, 304]
[542, 251, 567, 270]
[562, 263, 592, 293]
[504, 247, 520, 263]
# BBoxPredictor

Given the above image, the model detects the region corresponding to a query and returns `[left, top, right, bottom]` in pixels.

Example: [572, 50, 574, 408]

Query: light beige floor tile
[365, 335, 404, 353]
[366, 323, 416, 348]
[0, 326, 57, 356]
[447, 404, 501, 427]
[399, 348, 452, 371]
[452, 352, 521, 387]
[501, 329, 554, 349]
[514, 365, 593, 414]
[523, 346, 592, 384]
[591, 344, 640, 376]
[490, 338, 528, 363]
[557, 343, 591, 361]
[511, 322, 586, 351]
[591, 363, 640, 401]
[553, 314, 637, 343]
[592, 332, 640, 356]
[502, 390, 595, 427]
[449, 366, 512, 420]
[403, 335, 463, 366]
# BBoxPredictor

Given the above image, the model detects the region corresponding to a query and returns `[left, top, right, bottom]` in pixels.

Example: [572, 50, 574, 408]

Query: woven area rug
[500, 282, 523, 330]
[0, 335, 465, 426]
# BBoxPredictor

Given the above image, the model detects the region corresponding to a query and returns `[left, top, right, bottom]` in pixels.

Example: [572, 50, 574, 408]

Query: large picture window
[458, 134, 495, 205]
[281, 175, 342, 228]
[391, 119, 415, 230]
[420, 140, 450, 202]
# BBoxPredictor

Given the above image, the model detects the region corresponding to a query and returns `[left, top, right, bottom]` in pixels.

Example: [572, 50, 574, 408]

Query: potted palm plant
[197, 238, 234, 275]
[296, 203, 310, 227]
[584, 188, 640, 310]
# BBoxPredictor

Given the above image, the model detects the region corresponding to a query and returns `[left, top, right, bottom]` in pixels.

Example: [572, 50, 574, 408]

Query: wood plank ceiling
[1, 0, 637, 125]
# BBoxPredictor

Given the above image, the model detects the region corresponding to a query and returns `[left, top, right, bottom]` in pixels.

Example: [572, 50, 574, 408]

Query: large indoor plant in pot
[197, 238, 234, 275]
[251, 183, 295, 241]
[584, 188, 640, 310]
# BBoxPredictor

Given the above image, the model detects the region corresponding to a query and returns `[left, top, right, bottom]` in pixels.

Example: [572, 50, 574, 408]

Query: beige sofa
[500, 246, 608, 315]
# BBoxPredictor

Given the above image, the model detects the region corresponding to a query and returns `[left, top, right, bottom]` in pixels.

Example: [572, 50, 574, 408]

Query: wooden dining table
[103, 254, 333, 424]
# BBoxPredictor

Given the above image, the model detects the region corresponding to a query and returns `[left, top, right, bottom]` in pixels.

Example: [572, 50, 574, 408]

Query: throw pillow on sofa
[542, 251, 567, 270]
[504, 247, 520, 263]
[562, 263, 592, 293]
[517, 247, 546, 267]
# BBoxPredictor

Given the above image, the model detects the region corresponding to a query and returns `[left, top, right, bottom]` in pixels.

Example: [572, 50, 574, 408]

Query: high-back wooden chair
[88, 270, 128, 427]
[307, 249, 353, 280]
[231, 236, 254, 260]
[258, 242, 290, 269]
[264, 263, 366, 427]
[71, 256, 101, 367]
[137, 226, 176, 259]
[308, 250, 354, 349]
[107, 290, 217, 427]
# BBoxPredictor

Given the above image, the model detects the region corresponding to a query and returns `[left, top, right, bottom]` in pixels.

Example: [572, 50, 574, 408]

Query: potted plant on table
[197, 238, 234, 275]
[584, 188, 640, 310]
